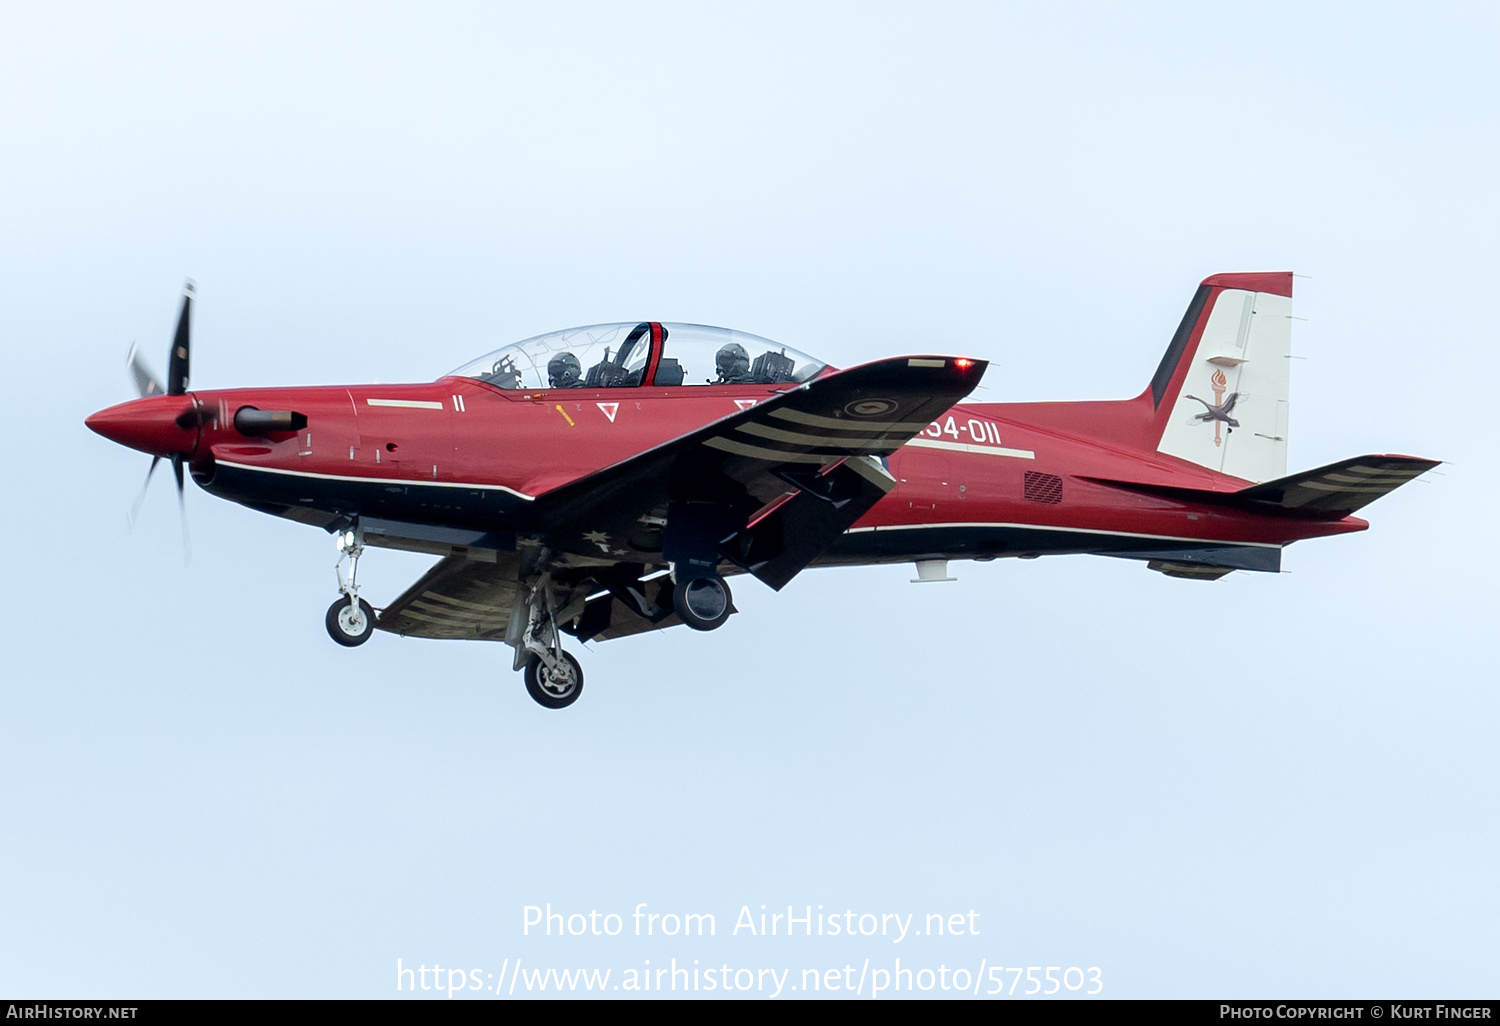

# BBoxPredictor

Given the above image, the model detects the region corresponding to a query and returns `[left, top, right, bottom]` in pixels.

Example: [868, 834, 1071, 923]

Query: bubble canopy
[448, 322, 828, 390]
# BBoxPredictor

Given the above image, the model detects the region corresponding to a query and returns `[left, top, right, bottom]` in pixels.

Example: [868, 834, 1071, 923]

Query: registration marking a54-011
[910, 415, 1034, 459]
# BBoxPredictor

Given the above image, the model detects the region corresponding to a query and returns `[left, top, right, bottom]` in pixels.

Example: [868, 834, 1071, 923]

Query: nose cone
[85, 395, 199, 457]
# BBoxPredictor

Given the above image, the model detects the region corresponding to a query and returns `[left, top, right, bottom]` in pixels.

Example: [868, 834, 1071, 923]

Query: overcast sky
[1, 1, 1495, 999]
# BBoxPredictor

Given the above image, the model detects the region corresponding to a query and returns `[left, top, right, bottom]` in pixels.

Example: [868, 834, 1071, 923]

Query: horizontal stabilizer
[1235, 454, 1440, 514]
[1084, 454, 1438, 517]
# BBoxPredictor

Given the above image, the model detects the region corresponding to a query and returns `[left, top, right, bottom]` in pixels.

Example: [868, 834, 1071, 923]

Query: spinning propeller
[114, 281, 199, 555]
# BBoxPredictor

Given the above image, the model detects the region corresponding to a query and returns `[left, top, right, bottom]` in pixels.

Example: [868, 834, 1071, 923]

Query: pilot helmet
[715, 343, 750, 381]
[547, 352, 582, 388]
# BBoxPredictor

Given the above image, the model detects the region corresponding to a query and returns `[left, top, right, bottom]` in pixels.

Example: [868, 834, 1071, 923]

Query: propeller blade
[166, 279, 196, 396]
[126, 341, 164, 398]
[126, 455, 162, 529]
[172, 453, 191, 564]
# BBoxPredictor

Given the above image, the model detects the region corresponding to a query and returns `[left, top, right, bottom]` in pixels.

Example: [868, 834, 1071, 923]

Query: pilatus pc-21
[87, 272, 1436, 708]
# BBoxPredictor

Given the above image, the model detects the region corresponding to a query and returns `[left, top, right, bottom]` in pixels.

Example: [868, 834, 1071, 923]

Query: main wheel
[672, 574, 733, 631]
[524, 651, 584, 709]
[325, 596, 376, 647]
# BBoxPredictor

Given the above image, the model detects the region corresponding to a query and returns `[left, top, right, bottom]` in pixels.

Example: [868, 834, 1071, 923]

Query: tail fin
[1150, 272, 1293, 483]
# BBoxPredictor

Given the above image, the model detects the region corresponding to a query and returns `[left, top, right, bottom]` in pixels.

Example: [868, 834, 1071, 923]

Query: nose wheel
[326, 596, 375, 646]
[326, 524, 376, 647]
[524, 651, 584, 709]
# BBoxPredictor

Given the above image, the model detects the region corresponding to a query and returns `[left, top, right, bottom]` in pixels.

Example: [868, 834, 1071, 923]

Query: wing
[373, 547, 692, 646]
[375, 551, 523, 640]
[526, 355, 987, 590]
[376, 355, 985, 647]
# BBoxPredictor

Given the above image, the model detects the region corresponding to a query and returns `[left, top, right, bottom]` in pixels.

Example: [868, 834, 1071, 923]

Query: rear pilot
[547, 352, 583, 388]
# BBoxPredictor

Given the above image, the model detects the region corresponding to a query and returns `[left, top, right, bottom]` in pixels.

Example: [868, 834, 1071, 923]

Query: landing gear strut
[515, 572, 585, 709]
[661, 500, 736, 632]
[326, 526, 375, 647]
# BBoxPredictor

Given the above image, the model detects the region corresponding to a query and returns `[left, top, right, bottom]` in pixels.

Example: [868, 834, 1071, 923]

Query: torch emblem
[1185, 369, 1241, 448]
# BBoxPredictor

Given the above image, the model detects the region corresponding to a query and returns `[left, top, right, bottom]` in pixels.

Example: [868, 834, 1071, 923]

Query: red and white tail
[1148, 272, 1293, 483]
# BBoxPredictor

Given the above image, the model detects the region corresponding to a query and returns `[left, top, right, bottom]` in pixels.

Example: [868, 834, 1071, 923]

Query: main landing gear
[660, 501, 736, 633]
[326, 527, 376, 647]
[524, 650, 583, 710]
[672, 572, 733, 631]
[514, 572, 585, 710]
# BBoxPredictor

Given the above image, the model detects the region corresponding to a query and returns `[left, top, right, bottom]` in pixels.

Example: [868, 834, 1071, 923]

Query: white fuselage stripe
[905, 438, 1036, 459]
[218, 463, 1277, 548]
[215, 460, 536, 500]
[844, 520, 1282, 548]
[366, 398, 445, 409]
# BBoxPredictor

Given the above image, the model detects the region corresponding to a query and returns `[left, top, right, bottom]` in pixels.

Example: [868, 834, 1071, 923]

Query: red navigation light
[955, 358, 973, 370]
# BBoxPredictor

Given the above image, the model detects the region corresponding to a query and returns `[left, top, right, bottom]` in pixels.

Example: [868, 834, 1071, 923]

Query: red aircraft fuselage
[85, 372, 1364, 569]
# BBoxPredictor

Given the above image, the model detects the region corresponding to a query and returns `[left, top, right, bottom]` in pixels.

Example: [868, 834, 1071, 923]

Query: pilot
[713, 343, 754, 384]
[547, 352, 583, 388]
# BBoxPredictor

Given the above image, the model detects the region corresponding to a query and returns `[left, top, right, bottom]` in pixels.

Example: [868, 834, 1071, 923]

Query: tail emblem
[1186, 369, 1241, 447]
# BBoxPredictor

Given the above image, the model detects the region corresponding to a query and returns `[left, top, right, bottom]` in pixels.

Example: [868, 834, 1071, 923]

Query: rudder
[1150, 272, 1293, 483]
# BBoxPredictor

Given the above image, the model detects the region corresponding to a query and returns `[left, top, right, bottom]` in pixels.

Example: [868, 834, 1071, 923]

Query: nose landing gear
[325, 526, 376, 647]
[326, 595, 375, 646]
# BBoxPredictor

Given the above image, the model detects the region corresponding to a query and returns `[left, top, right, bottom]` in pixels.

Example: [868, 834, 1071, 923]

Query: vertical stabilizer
[1152, 272, 1293, 483]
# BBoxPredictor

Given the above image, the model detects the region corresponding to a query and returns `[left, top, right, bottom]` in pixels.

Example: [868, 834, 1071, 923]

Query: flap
[375, 551, 522, 641]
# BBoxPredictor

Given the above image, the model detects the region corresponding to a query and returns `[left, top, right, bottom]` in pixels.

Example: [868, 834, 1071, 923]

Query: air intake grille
[1024, 471, 1063, 504]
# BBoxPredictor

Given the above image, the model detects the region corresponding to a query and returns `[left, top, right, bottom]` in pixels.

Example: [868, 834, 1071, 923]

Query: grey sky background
[1, 1, 1495, 999]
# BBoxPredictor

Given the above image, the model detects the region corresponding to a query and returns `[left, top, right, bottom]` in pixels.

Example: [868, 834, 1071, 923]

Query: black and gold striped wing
[527, 355, 986, 588]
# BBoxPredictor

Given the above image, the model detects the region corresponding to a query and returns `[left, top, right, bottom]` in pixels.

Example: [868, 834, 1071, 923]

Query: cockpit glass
[655, 324, 825, 387]
[449, 323, 653, 390]
[449, 322, 828, 390]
